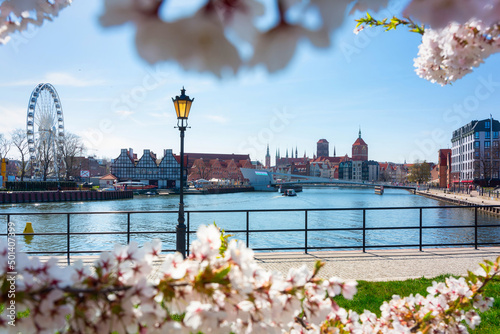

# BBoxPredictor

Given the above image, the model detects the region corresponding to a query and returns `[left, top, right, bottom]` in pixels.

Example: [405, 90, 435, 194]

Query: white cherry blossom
[0, 227, 498, 333]
[413, 19, 500, 85]
[404, 0, 500, 28]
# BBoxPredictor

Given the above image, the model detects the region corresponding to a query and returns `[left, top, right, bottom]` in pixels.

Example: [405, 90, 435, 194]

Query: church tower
[265, 144, 271, 168]
[317, 139, 329, 158]
[352, 128, 368, 161]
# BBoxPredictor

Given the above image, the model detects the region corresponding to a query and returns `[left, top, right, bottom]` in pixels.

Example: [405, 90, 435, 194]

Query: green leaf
[213, 266, 231, 283]
[480, 263, 492, 275]
[422, 310, 434, 322]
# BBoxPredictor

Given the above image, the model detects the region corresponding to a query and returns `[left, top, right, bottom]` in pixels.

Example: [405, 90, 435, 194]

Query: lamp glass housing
[172, 87, 194, 120]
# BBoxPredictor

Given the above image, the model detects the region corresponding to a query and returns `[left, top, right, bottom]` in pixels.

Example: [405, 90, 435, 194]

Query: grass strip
[335, 274, 500, 333]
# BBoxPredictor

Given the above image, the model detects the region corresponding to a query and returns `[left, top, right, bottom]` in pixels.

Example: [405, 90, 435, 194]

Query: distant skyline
[1, 0, 499, 165]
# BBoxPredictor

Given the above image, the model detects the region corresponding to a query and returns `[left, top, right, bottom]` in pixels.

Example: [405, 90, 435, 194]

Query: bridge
[240, 168, 418, 192]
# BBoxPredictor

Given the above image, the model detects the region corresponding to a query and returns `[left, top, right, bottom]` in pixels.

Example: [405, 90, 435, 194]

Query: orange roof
[100, 173, 118, 180]
[352, 137, 367, 146]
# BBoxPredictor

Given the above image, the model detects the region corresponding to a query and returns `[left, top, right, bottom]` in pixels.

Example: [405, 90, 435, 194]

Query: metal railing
[2, 204, 500, 265]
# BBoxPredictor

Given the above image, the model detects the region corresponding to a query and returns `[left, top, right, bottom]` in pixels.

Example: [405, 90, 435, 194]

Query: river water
[2, 187, 499, 254]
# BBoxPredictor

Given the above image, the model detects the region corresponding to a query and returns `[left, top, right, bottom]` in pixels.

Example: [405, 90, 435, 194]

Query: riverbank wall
[417, 190, 500, 216]
[0, 190, 133, 204]
[164, 186, 254, 195]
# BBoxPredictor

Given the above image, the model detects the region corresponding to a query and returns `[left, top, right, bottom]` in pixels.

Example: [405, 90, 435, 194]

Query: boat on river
[114, 181, 158, 194]
[282, 189, 297, 196]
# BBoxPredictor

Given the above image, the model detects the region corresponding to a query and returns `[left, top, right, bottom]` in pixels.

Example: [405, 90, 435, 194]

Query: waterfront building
[363, 160, 380, 182]
[74, 156, 108, 179]
[451, 117, 500, 185]
[99, 173, 118, 189]
[436, 149, 452, 188]
[309, 160, 332, 178]
[111, 148, 180, 188]
[185, 153, 251, 169]
[338, 130, 379, 181]
[317, 139, 329, 158]
[310, 156, 345, 179]
[338, 159, 380, 182]
[188, 157, 253, 183]
[338, 160, 353, 180]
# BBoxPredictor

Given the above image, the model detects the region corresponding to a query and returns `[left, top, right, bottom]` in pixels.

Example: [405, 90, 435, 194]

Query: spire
[358, 126, 362, 139]
[266, 144, 270, 157]
[286, 148, 288, 158]
[334, 146, 336, 157]
[295, 146, 298, 159]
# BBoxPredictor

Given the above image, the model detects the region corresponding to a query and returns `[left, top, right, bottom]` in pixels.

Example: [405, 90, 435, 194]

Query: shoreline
[0, 190, 133, 204]
[416, 189, 500, 216]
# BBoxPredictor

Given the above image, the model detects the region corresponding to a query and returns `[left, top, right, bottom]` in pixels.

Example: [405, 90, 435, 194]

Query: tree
[476, 141, 500, 185]
[10, 128, 30, 181]
[60, 132, 86, 181]
[408, 160, 431, 184]
[0, 133, 11, 160]
[189, 158, 212, 181]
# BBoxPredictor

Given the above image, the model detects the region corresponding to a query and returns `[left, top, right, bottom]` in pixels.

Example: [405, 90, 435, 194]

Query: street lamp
[173, 87, 194, 257]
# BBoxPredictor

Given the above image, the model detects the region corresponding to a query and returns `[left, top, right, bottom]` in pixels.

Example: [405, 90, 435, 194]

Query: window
[485, 121, 491, 128]
[485, 141, 491, 148]
[475, 132, 480, 139]
[474, 141, 480, 149]
[486, 132, 491, 139]
[494, 131, 499, 139]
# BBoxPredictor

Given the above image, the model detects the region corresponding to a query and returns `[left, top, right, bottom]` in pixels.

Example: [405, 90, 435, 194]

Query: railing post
[362, 209, 366, 253]
[474, 206, 478, 250]
[187, 212, 190, 256]
[419, 208, 423, 252]
[305, 210, 308, 254]
[246, 211, 249, 248]
[127, 213, 131, 244]
[67, 213, 70, 265]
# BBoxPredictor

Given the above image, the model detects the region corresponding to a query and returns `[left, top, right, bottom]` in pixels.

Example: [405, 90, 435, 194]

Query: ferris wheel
[26, 83, 65, 179]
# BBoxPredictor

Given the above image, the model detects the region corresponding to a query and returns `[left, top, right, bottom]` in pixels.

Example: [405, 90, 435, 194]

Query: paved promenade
[418, 188, 500, 207]
[253, 247, 500, 281]
[38, 246, 500, 282]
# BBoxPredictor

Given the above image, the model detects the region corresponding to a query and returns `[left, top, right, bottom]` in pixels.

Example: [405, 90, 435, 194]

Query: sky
[1, 0, 499, 166]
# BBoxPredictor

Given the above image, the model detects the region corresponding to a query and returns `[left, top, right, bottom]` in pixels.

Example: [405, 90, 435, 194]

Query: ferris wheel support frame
[26, 83, 65, 180]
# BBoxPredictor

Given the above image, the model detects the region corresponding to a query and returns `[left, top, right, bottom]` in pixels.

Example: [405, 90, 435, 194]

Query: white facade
[451, 119, 500, 181]
[352, 161, 363, 182]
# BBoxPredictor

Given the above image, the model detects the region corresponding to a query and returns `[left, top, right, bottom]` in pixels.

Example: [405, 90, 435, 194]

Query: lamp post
[173, 87, 194, 257]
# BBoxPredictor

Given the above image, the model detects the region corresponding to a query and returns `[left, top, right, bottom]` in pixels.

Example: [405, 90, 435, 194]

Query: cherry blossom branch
[1, 226, 498, 333]
[354, 13, 425, 35]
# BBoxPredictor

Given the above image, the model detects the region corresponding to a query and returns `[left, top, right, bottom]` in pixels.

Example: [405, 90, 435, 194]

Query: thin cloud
[114, 110, 134, 117]
[205, 115, 228, 123]
[0, 72, 107, 87]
